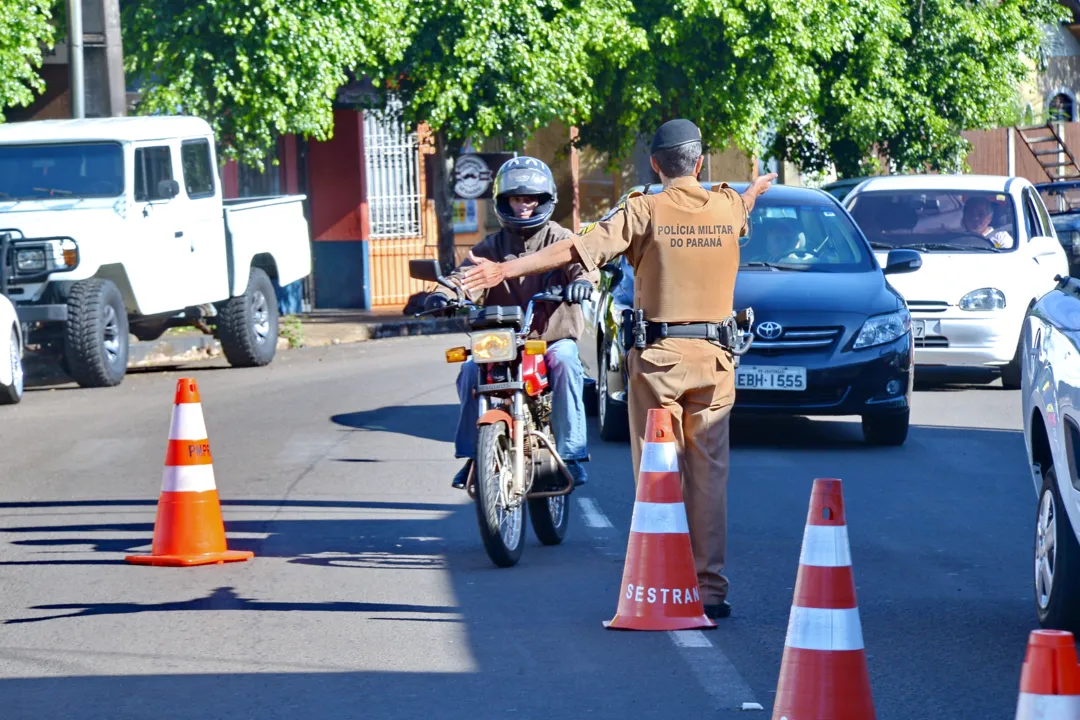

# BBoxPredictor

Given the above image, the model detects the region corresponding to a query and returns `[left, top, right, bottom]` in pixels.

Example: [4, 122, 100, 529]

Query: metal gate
[362, 108, 435, 307]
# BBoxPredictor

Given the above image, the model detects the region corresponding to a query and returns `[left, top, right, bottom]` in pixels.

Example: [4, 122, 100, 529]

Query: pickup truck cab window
[134, 145, 175, 202]
[181, 139, 215, 199]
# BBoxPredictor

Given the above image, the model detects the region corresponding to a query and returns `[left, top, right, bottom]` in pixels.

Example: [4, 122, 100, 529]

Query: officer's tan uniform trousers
[627, 337, 735, 604]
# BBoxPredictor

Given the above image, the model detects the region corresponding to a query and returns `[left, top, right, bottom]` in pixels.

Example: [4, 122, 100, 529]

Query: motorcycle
[409, 259, 580, 568]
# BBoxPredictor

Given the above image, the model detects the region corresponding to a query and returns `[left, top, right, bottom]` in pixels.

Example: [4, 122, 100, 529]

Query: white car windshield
[0, 142, 125, 200]
[847, 189, 1017, 252]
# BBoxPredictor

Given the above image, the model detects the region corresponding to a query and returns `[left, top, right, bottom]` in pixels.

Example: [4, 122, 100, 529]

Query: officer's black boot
[452, 459, 473, 490]
[703, 601, 731, 619]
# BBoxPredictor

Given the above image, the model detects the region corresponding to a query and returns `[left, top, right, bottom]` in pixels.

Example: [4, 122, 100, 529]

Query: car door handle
[175, 231, 184, 238]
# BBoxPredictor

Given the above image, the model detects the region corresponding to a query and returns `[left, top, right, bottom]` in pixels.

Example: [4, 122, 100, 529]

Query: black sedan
[576, 182, 922, 446]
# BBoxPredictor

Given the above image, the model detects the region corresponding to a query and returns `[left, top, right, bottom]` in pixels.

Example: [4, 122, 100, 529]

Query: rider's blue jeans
[455, 338, 588, 463]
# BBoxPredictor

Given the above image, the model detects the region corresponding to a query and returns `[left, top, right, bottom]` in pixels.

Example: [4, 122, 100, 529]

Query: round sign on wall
[454, 155, 494, 199]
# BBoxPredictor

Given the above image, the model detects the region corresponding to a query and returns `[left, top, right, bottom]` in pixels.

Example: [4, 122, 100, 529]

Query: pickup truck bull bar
[0, 229, 81, 298]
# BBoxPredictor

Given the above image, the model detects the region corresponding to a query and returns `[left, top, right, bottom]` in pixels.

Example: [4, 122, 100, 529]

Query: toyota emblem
[757, 322, 783, 340]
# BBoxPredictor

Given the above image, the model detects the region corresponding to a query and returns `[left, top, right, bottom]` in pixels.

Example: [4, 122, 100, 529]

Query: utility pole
[67, 0, 85, 118]
[68, 0, 127, 119]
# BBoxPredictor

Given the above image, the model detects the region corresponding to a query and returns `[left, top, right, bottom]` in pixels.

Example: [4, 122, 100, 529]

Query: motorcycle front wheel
[475, 421, 527, 568]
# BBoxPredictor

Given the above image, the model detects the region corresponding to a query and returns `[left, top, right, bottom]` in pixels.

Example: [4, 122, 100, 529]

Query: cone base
[125, 549, 254, 567]
[603, 613, 717, 631]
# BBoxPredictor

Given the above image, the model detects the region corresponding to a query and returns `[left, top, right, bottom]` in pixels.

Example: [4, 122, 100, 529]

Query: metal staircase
[1015, 121, 1080, 182]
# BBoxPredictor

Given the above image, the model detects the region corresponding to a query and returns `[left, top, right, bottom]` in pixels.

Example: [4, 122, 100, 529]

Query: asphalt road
[0, 336, 1043, 719]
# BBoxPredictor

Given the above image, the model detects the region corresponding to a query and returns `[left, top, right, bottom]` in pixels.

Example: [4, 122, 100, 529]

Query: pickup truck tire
[63, 279, 129, 388]
[218, 266, 278, 368]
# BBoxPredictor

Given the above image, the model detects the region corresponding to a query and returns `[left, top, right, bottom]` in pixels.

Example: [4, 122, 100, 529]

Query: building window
[363, 106, 422, 239]
[1049, 92, 1076, 123]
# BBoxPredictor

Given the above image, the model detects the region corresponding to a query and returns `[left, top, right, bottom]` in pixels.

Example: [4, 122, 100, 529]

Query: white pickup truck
[0, 116, 312, 388]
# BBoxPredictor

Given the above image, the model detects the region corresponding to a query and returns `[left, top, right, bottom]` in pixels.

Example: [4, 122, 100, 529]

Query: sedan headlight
[470, 330, 516, 363]
[15, 248, 46, 272]
[853, 309, 911, 350]
[959, 288, 1006, 311]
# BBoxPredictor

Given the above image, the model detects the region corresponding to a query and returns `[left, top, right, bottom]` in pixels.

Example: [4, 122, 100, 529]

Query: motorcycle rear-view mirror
[409, 259, 442, 283]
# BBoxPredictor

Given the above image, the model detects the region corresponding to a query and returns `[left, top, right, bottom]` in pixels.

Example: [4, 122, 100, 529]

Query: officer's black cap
[651, 119, 702, 154]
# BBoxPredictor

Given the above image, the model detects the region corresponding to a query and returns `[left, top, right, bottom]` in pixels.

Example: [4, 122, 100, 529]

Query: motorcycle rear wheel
[475, 421, 526, 568]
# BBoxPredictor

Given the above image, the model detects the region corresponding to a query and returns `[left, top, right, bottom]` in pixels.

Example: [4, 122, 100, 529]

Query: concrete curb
[25, 315, 466, 384]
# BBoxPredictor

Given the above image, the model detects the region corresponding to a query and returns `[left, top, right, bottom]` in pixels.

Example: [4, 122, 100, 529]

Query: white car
[845, 175, 1069, 388]
[1021, 274, 1080, 633]
[0, 293, 24, 404]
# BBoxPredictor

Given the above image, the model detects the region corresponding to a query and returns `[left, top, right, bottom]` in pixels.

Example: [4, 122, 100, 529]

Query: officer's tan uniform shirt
[570, 176, 748, 323]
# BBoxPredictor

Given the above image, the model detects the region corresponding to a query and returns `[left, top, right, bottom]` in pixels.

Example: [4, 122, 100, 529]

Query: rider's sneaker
[452, 459, 473, 490]
[566, 460, 588, 487]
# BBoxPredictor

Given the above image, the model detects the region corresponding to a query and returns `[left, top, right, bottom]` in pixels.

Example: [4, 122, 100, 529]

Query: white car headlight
[470, 330, 516, 363]
[853, 309, 911, 350]
[959, 288, 1006, 311]
[15, 248, 46, 272]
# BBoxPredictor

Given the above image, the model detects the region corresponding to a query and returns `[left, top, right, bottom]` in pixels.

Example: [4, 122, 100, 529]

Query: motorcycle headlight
[15, 248, 46, 272]
[470, 330, 516, 363]
[959, 288, 1006, 311]
[853, 309, 911, 350]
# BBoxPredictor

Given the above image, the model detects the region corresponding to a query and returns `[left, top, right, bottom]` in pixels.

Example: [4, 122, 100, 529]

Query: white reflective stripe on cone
[169, 404, 208, 440]
[799, 524, 853, 567]
[1016, 692, 1080, 718]
[161, 464, 217, 493]
[639, 442, 678, 474]
[630, 501, 689, 534]
[784, 606, 865, 651]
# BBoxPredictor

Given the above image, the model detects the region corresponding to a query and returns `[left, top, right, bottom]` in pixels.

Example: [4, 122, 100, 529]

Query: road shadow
[330, 404, 459, 444]
[5, 585, 456, 625]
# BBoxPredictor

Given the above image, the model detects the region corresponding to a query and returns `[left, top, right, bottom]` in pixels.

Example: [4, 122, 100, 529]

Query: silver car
[1022, 273, 1080, 633]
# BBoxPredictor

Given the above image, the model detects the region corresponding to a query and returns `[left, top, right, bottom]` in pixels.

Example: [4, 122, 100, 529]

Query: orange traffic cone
[772, 478, 874, 720]
[1015, 629, 1080, 719]
[603, 407, 716, 631]
[125, 378, 254, 567]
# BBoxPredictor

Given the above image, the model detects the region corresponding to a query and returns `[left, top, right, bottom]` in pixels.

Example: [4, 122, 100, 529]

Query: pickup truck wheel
[218, 267, 278, 368]
[64, 279, 129, 388]
[0, 324, 23, 405]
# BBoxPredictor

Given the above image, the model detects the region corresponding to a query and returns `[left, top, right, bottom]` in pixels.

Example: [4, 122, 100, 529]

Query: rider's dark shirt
[437, 220, 599, 343]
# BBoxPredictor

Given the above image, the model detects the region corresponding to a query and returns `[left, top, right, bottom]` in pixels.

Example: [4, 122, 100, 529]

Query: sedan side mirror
[883, 248, 922, 275]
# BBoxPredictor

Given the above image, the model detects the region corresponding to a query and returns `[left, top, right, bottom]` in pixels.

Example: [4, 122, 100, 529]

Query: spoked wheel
[528, 492, 570, 546]
[475, 422, 527, 568]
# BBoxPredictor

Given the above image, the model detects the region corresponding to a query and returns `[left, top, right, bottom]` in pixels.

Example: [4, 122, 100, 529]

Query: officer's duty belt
[644, 321, 732, 346]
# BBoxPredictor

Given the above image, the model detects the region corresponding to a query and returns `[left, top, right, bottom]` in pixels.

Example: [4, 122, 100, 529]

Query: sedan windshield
[739, 196, 874, 272]
[847, 189, 1018, 252]
[0, 142, 125, 200]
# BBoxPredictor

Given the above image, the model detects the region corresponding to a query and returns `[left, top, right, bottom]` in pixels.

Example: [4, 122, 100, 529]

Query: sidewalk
[24, 307, 467, 383]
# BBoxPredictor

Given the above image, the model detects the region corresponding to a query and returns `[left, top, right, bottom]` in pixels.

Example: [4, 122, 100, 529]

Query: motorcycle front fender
[478, 409, 514, 432]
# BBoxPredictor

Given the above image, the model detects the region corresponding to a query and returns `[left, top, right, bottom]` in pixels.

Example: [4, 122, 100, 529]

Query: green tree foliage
[359, 0, 646, 268]
[577, 0, 1068, 180]
[0, 1, 58, 122]
[771, 0, 1071, 178]
[121, 0, 412, 169]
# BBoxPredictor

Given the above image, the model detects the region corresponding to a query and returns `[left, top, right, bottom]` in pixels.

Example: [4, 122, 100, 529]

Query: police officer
[424, 156, 599, 491]
[460, 120, 776, 619]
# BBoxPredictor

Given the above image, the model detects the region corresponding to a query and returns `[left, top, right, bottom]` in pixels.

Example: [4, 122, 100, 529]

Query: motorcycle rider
[423, 156, 599, 490]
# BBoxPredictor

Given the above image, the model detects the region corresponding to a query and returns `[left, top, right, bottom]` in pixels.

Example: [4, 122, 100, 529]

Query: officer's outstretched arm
[461, 239, 581, 293]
